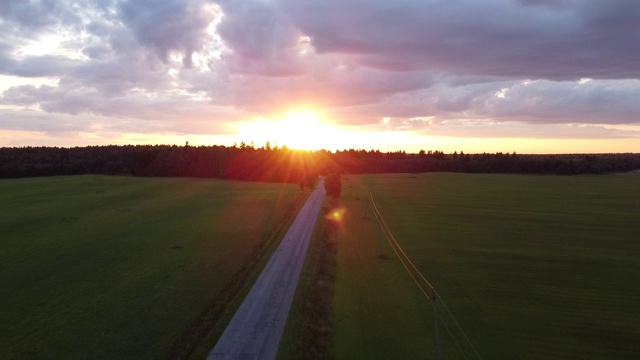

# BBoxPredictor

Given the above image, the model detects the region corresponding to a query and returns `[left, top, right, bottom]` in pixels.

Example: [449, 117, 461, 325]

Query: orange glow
[237, 110, 347, 150]
[326, 207, 346, 222]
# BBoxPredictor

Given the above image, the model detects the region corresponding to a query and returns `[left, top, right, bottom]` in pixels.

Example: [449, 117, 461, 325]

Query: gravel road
[207, 178, 326, 360]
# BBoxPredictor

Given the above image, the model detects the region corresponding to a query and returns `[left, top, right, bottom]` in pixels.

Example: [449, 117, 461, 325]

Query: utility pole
[362, 187, 368, 219]
[432, 289, 441, 360]
[377, 217, 384, 257]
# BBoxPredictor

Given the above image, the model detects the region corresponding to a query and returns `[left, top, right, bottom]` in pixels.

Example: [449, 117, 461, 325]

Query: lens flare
[326, 207, 346, 222]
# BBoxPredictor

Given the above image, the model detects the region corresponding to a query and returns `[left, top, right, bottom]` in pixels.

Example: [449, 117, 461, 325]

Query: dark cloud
[8, 55, 77, 78]
[81, 44, 112, 60]
[215, 0, 303, 76]
[0, 42, 18, 72]
[0, 0, 64, 29]
[281, 0, 640, 79]
[118, 0, 215, 66]
[0, 0, 639, 145]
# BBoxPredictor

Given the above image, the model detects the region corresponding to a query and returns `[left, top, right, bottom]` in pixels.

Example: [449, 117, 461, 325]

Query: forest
[1, 145, 639, 184]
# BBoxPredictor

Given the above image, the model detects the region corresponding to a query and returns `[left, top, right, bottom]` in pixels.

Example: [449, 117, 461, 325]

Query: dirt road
[207, 178, 326, 360]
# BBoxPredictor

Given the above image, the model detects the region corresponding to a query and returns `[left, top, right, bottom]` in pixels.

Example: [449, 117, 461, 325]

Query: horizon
[4, 142, 640, 156]
[1, 1, 640, 153]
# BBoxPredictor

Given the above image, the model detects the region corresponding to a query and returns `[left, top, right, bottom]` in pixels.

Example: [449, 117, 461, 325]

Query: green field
[0, 175, 300, 360]
[334, 173, 640, 359]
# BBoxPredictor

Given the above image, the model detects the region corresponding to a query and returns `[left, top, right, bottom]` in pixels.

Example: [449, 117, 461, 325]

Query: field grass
[0, 175, 301, 360]
[335, 173, 640, 359]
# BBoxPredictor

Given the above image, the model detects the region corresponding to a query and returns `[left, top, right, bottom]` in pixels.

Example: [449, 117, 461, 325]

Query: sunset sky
[1, 0, 639, 153]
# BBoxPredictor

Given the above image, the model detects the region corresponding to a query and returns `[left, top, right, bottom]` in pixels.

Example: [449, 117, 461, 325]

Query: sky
[1, 0, 640, 153]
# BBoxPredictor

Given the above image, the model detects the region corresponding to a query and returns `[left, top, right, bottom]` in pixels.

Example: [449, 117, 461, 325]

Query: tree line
[1, 145, 639, 183]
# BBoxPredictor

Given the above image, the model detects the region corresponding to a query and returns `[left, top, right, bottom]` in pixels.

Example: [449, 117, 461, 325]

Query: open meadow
[334, 173, 640, 359]
[0, 175, 301, 360]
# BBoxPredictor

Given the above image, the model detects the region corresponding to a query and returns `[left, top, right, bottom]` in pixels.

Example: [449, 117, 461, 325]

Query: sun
[237, 110, 342, 150]
[284, 110, 318, 128]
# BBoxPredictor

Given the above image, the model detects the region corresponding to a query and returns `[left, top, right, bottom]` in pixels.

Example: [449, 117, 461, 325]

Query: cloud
[216, 0, 303, 76]
[0, 0, 639, 147]
[0, 82, 238, 129]
[481, 79, 640, 124]
[0, 0, 75, 30]
[281, 0, 640, 79]
[118, 0, 215, 66]
[300, 77, 640, 132]
[4, 54, 77, 78]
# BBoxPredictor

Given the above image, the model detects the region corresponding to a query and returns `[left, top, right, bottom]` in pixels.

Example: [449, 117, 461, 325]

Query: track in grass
[335, 173, 640, 359]
[363, 184, 481, 360]
[0, 175, 301, 360]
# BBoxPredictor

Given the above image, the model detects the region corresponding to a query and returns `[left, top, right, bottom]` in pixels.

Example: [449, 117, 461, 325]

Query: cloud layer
[1, 0, 639, 147]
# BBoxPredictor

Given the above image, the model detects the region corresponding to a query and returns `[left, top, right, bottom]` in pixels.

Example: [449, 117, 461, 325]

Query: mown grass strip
[332, 177, 435, 359]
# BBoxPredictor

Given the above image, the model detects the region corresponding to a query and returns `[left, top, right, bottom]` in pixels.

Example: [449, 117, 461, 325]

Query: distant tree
[306, 173, 317, 189]
[2, 145, 640, 180]
[324, 173, 342, 197]
[299, 173, 317, 190]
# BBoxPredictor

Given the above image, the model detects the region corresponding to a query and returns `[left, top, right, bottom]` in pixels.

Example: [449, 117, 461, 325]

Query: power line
[434, 296, 483, 360]
[362, 185, 482, 360]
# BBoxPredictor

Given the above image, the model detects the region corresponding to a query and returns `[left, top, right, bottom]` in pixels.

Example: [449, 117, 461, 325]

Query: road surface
[207, 178, 326, 360]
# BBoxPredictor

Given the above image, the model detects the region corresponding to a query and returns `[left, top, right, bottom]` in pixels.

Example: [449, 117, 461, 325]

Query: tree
[324, 173, 342, 197]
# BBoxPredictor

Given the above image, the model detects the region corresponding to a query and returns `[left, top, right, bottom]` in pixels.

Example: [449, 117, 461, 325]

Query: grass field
[334, 173, 640, 359]
[0, 175, 300, 360]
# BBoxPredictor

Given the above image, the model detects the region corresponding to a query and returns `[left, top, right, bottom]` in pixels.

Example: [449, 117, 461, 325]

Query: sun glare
[325, 207, 346, 222]
[237, 110, 342, 150]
